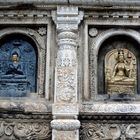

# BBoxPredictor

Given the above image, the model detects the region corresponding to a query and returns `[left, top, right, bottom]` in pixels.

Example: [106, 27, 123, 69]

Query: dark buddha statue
[0, 39, 37, 97]
[6, 52, 24, 76]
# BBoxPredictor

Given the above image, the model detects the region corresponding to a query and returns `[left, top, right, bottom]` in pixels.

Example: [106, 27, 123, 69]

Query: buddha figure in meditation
[6, 52, 24, 75]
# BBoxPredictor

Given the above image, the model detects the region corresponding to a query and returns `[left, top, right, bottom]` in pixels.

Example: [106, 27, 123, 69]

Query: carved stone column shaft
[51, 6, 83, 140]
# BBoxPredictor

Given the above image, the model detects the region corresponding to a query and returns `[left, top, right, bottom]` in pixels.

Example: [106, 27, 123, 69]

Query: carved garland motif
[80, 123, 140, 140]
[0, 121, 51, 140]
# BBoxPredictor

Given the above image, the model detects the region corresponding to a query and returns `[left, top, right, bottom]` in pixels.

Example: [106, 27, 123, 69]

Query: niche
[0, 34, 37, 97]
[98, 35, 140, 100]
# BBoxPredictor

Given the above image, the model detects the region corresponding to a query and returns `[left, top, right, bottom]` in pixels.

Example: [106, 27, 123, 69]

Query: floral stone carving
[80, 123, 140, 140]
[0, 121, 51, 140]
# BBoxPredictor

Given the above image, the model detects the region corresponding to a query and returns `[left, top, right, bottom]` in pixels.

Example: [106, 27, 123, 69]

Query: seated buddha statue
[5, 52, 25, 77]
[106, 49, 136, 95]
[111, 49, 134, 82]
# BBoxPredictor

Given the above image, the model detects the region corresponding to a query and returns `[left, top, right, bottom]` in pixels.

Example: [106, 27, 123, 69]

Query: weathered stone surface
[80, 103, 140, 114]
[2, 0, 140, 6]
[69, 0, 140, 6]
[0, 113, 52, 140]
[80, 122, 140, 140]
[51, 120, 80, 130]
[0, 1, 140, 140]
[0, 0, 68, 5]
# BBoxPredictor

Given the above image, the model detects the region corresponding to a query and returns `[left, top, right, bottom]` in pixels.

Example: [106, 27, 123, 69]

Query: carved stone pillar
[51, 6, 83, 140]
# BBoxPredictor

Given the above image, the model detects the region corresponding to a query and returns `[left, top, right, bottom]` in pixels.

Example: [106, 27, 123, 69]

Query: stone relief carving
[89, 28, 98, 37]
[52, 6, 83, 140]
[80, 123, 140, 140]
[88, 29, 140, 100]
[38, 27, 47, 36]
[89, 39, 96, 99]
[53, 6, 83, 104]
[0, 28, 47, 98]
[56, 67, 77, 103]
[55, 131, 76, 140]
[105, 48, 136, 95]
[55, 30, 78, 103]
[0, 121, 51, 140]
[0, 39, 37, 97]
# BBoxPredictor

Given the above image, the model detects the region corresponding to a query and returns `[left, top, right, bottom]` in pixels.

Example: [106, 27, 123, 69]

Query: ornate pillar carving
[51, 6, 83, 140]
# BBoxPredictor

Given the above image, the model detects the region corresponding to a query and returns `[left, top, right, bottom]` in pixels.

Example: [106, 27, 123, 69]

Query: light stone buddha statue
[111, 49, 134, 82]
[106, 48, 136, 95]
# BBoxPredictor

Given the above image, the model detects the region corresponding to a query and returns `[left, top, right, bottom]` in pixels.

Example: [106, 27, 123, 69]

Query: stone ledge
[80, 102, 140, 114]
[1, 0, 140, 6]
[0, 98, 51, 113]
[69, 0, 140, 6]
[52, 104, 79, 116]
[0, 0, 68, 5]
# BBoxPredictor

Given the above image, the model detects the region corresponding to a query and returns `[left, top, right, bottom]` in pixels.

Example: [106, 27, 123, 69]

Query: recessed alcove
[0, 34, 38, 97]
[98, 35, 140, 100]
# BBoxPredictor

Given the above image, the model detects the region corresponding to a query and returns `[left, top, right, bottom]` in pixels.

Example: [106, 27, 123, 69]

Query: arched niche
[0, 33, 38, 97]
[98, 35, 140, 98]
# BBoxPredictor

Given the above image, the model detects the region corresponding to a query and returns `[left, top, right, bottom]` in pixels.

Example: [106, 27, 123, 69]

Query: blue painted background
[0, 38, 37, 97]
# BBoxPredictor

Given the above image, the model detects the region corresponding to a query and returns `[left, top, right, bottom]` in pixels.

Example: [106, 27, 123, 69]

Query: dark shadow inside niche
[98, 35, 140, 97]
[0, 34, 38, 97]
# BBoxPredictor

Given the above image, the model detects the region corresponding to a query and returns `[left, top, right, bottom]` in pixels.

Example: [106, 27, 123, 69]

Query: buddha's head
[11, 52, 19, 63]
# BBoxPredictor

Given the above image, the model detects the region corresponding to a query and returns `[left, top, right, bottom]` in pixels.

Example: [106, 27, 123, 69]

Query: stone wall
[0, 1, 139, 139]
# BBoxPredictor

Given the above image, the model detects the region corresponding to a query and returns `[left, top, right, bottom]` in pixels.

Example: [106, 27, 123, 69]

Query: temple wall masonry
[0, 1, 140, 139]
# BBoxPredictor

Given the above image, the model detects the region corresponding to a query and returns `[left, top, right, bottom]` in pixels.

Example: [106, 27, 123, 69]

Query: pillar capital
[52, 6, 83, 31]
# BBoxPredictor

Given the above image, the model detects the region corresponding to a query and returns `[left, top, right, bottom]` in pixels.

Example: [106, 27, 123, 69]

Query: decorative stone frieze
[0, 113, 52, 140]
[80, 122, 140, 140]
